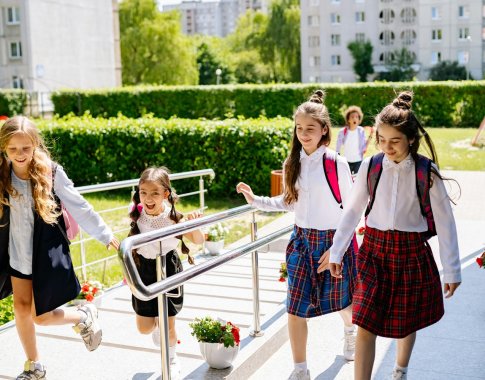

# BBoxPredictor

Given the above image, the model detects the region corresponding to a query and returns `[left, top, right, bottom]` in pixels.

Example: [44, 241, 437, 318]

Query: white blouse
[329, 154, 461, 284]
[252, 146, 353, 230]
[9, 165, 114, 275]
[136, 205, 180, 259]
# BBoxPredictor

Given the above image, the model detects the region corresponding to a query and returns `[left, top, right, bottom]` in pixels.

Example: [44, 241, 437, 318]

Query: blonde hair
[0, 116, 60, 224]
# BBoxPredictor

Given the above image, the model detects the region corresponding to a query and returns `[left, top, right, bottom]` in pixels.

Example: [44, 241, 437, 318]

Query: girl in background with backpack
[0, 116, 119, 380]
[324, 92, 461, 380]
[236, 90, 358, 380]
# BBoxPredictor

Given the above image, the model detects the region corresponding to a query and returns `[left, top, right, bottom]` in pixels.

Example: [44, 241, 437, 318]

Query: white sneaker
[288, 367, 311, 380]
[343, 328, 356, 361]
[73, 303, 102, 351]
[16, 360, 46, 380]
[392, 368, 407, 380]
[170, 353, 181, 380]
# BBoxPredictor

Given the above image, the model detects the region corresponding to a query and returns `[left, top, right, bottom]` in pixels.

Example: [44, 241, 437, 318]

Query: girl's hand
[444, 282, 461, 298]
[317, 249, 330, 273]
[329, 263, 342, 278]
[236, 182, 255, 204]
[108, 237, 120, 250]
[186, 210, 203, 220]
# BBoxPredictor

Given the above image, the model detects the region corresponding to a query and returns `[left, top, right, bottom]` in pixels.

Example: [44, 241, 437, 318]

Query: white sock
[394, 364, 407, 373]
[32, 361, 45, 371]
[169, 345, 176, 360]
[294, 361, 307, 372]
[344, 325, 356, 333]
[78, 309, 88, 323]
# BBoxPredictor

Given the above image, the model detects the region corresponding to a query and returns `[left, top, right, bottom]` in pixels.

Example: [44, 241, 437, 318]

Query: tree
[376, 48, 416, 82]
[196, 43, 232, 85]
[347, 40, 374, 82]
[428, 61, 467, 81]
[119, 0, 198, 85]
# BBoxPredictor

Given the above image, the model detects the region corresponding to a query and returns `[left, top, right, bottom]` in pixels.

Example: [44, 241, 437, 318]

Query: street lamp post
[215, 68, 222, 85]
[466, 35, 471, 80]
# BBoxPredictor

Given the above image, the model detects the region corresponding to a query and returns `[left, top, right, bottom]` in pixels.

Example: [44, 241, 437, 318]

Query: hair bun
[392, 91, 413, 110]
[309, 89, 326, 104]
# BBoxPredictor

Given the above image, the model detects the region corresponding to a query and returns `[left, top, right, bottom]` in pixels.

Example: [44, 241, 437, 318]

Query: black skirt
[132, 250, 184, 317]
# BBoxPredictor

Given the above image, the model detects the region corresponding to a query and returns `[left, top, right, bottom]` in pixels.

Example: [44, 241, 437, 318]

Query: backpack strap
[415, 154, 436, 238]
[323, 150, 342, 209]
[365, 152, 384, 217]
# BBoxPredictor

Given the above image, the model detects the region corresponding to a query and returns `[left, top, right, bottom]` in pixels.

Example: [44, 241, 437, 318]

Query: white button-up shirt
[329, 154, 461, 284]
[9, 164, 114, 275]
[252, 146, 353, 230]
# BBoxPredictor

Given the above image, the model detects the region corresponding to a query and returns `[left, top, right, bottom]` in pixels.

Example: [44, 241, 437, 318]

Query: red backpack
[365, 152, 436, 238]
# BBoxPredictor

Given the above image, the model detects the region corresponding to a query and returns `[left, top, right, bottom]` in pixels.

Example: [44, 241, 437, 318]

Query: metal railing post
[199, 175, 205, 212]
[249, 211, 264, 337]
[156, 254, 171, 380]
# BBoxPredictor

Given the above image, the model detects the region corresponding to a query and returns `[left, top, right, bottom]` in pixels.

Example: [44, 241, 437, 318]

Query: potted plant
[205, 223, 228, 255]
[70, 280, 104, 307]
[189, 316, 240, 369]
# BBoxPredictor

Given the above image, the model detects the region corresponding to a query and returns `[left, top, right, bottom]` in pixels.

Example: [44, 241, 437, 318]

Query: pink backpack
[322, 150, 343, 209]
[52, 164, 80, 241]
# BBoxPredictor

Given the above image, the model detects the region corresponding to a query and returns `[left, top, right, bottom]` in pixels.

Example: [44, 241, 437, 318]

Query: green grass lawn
[329, 127, 485, 171]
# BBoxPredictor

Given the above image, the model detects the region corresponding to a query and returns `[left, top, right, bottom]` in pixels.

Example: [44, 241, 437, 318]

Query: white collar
[300, 145, 326, 162]
[141, 202, 171, 219]
[382, 154, 414, 170]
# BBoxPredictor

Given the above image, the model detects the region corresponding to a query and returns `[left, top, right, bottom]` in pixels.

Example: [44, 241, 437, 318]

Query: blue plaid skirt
[286, 226, 357, 318]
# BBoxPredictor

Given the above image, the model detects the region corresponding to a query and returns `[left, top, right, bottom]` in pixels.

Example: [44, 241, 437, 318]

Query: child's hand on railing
[236, 182, 255, 204]
[185, 210, 203, 220]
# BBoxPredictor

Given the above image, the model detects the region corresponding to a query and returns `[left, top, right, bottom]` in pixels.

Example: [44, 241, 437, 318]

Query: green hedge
[0, 89, 26, 116]
[38, 115, 292, 197]
[51, 81, 485, 127]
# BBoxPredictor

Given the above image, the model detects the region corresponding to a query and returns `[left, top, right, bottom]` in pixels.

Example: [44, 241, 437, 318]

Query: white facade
[301, 0, 484, 83]
[0, 0, 122, 92]
[163, 0, 267, 37]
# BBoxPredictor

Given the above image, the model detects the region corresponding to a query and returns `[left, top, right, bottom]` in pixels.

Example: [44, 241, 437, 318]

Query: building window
[458, 5, 469, 18]
[330, 13, 341, 24]
[12, 76, 23, 89]
[309, 56, 321, 67]
[457, 51, 468, 65]
[432, 29, 442, 41]
[379, 51, 395, 63]
[308, 36, 320, 48]
[458, 28, 470, 40]
[331, 34, 341, 46]
[401, 7, 417, 24]
[356, 33, 365, 42]
[431, 51, 441, 64]
[331, 55, 341, 66]
[308, 15, 319, 26]
[7, 7, 20, 24]
[380, 30, 395, 45]
[431, 7, 440, 20]
[9, 42, 22, 59]
[401, 29, 417, 45]
[379, 9, 395, 24]
[355, 11, 365, 22]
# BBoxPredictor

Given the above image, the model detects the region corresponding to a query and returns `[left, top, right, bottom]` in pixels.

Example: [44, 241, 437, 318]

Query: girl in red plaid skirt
[237, 90, 358, 380]
[325, 92, 461, 380]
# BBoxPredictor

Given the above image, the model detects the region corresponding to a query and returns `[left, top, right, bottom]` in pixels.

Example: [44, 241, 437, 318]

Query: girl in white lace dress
[128, 167, 204, 378]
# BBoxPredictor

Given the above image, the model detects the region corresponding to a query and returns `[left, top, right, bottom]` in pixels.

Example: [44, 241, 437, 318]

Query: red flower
[92, 287, 98, 295]
[228, 322, 240, 345]
[278, 277, 286, 282]
[81, 284, 90, 292]
[85, 294, 94, 302]
[477, 257, 484, 268]
[0, 115, 8, 121]
[358, 227, 366, 235]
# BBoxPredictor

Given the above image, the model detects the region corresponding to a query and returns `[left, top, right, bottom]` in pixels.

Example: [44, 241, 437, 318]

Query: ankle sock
[394, 364, 407, 373]
[169, 345, 176, 360]
[344, 325, 356, 333]
[294, 361, 307, 372]
[78, 309, 88, 324]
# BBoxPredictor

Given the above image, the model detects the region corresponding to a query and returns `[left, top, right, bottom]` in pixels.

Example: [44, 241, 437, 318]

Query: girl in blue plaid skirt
[237, 90, 358, 380]
[326, 92, 461, 380]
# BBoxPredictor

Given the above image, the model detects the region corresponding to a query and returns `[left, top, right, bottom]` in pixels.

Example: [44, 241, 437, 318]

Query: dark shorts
[353, 226, 444, 338]
[8, 264, 32, 280]
[132, 250, 183, 317]
[348, 161, 362, 175]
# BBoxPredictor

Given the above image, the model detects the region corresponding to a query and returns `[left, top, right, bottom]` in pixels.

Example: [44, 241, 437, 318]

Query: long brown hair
[128, 167, 194, 264]
[283, 90, 332, 204]
[0, 116, 60, 224]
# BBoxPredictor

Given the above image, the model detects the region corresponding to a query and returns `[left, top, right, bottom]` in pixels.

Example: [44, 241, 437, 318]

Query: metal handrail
[118, 204, 293, 380]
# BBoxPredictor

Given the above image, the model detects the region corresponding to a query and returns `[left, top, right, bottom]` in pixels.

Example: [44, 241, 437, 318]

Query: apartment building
[0, 0, 121, 93]
[301, 0, 484, 83]
[163, 0, 267, 37]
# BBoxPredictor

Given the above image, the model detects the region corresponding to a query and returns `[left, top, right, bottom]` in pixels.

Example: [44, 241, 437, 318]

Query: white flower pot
[205, 240, 224, 255]
[199, 342, 239, 369]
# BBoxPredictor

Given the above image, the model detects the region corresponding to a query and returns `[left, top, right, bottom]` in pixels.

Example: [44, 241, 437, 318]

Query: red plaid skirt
[353, 227, 444, 338]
